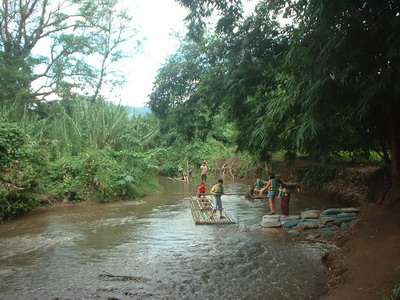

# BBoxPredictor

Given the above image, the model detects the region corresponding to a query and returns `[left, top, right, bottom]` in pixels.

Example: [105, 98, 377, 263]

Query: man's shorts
[213, 196, 222, 210]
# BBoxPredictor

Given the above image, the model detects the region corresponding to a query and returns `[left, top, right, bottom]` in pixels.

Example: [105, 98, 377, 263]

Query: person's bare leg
[269, 197, 276, 214]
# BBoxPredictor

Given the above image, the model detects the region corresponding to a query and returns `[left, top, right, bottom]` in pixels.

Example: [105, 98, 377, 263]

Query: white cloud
[110, 0, 188, 107]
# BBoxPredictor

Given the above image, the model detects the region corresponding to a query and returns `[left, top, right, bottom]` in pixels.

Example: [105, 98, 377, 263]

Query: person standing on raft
[210, 179, 225, 218]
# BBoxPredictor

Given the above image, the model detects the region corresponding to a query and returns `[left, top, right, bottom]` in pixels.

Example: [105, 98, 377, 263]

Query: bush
[47, 148, 160, 202]
[0, 124, 46, 221]
[298, 166, 338, 189]
[383, 284, 400, 300]
[0, 123, 27, 170]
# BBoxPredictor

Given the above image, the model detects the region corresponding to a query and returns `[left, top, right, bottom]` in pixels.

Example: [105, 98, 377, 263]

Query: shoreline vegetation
[1, 1, 399, 298]
[0, 99, 399, 299]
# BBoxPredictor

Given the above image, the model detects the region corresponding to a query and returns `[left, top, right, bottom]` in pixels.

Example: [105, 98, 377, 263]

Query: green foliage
[0, 123, 27, 170]
[177, 0, 243, 40]
[0, 98, 159, 159]
[0, 124, 45, 221]
[46, 148, 160, 202]
[0, 52, 33, 103]
[284, 151, 297, 166]
[383, 263, 400, 300]
[298, 166, 338, 190]
[155, 0, 400, 190]
[383, 284, 400, 300]
[0, 98, 163, 221]
[0, 0, 135, 105]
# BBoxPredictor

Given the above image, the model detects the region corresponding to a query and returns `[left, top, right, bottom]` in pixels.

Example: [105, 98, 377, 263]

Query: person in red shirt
[197, 183, 207, 198]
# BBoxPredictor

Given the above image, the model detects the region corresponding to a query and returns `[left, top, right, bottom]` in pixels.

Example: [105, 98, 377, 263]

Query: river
[0, 177, 339, 299]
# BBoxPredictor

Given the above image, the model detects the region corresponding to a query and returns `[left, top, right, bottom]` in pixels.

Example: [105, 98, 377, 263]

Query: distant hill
[126, 106, 150, 115]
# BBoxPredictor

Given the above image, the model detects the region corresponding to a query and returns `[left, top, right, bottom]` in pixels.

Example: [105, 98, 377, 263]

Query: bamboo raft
[190, 197, 236, 225]
[245, 194, 268, 200]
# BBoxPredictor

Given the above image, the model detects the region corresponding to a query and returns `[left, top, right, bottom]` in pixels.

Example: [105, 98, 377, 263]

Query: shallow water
[0, 178, 338, 299]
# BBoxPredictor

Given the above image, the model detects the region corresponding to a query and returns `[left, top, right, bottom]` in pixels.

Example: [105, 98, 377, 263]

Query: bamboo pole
[174, 193, 245, 196]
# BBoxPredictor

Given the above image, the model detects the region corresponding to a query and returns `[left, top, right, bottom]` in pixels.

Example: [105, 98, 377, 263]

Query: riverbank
[263, 159, 400, 299]
[323, 203, 400, 299]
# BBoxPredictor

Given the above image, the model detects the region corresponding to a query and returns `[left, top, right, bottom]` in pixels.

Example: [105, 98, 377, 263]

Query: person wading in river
[210, 179, 225, 218]
[278, 178, 290, 216]
[200, 162, 208, 184]
[259, 174, 277, 215]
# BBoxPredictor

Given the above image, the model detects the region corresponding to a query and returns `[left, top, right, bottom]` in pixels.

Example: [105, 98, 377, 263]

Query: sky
[30, 0, 257, 107]
[113, 0, 258, 107]
[111, 0, 189, 107]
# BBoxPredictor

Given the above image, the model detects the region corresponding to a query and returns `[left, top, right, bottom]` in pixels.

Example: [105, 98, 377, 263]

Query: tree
[276, 0, 400, 183]
[149, 38, 224, 141]
[155, 1, 290, 158]
[177, 0, 243, 40]
[0, 0, 135, 104]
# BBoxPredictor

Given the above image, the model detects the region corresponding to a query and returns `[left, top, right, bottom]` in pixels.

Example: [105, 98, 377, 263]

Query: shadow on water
[0, 177, 340, 299]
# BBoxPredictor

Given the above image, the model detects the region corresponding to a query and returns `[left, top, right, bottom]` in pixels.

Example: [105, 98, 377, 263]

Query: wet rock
[260, 220, 282, 228]
[340, 222, 351, 229]
[288, 230, 302, 237]
[302, 219, 320, 223]
[305, 232, 321, 239]
[304, 228, 335, 239]
[262, 215, 281, 221]
[280, 215, 300, 221]
[322, 208, 343, 215]
[301, 210, 321, 219]
[282, 220, 303, 228]
[320, 217, 336, 224]
[298, 222, 320, 230]
[332, 217, 357, 225]
[349, 218, 361, 227]
[337, 212, 358, 218]
[319, 229, 335, 239]
[340, 207, 360, 213]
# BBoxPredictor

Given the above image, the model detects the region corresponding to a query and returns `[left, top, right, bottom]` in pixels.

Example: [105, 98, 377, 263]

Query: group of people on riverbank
[176, 161, 208, 183]
[176, 162, 193, 182]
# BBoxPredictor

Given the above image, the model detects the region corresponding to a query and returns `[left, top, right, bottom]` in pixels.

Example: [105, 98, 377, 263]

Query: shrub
[298, 166, 338, 189]
[0, 123, 27, 170]
[0, 124, 46, 221]
[47, 148, 160, 202]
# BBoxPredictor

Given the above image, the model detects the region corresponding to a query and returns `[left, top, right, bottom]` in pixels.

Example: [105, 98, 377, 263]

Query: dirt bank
[323, 203, 400, 299]
[265, 159, 399, 299]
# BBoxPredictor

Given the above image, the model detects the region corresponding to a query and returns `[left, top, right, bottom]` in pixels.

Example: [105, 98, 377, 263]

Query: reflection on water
[0, 177, 338, 299]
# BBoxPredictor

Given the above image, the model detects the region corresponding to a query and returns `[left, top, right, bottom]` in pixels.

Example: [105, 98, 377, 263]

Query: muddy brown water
[0, 177, 339, 299]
